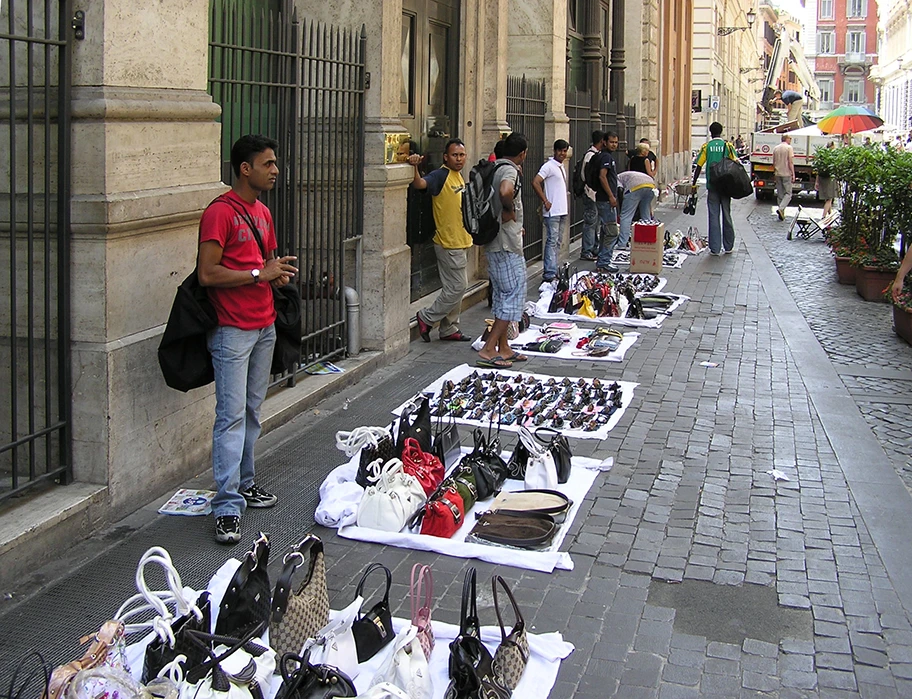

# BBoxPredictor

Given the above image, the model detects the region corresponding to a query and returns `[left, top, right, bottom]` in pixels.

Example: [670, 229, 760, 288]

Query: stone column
[69, 0, 225, 513]
[482, 0, 512, 151]
[610, 0, 628, 153]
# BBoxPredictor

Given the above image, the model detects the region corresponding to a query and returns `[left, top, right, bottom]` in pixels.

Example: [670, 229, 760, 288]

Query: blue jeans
[619, 187, 656, 248]
[207, 324, 276, 517]
[706, 186, 735, 254]
[542, 215, 566, 280]
[595, 200, 619, 269]
[581, 199, 598, 257]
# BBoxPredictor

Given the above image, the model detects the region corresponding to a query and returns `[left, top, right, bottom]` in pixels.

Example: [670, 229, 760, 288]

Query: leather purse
[535, 427, 572, 484]
[410, 564, 435, 660]
[467, 511, 557, 550]
[142, 591, 212, 683]
[432, 412, 462, 470]
[446, 464, 478, 511]
[178, 624, 276, 699]
[506, 437, 530, 480]
[352, 564, 395, 664]
[215, 533, 272, 637]
[401, 437, 445, 496]
[491, 576, 529, 691]
[396, 396, 432, 455]
[356, 459, 426, 532]
[444, 568, 510, 699]
[275, 651, 356, 699]
[335, 426, 397, 489]
[518, 427, 557, 491]
[417, 486, 466, 538]
[368, 625, 432, 699]
[490, 489, 573, 523]
[271, 535, 331, 659]
[462, 429, 507, 500]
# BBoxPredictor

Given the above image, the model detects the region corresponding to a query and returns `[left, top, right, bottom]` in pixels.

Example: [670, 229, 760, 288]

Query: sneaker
[416, 313, 431, 343]
[215, 515, 241, 544]
[580, 253, 597, 261]
[709, 250, 722, 256]
[240, 483, 278, 508]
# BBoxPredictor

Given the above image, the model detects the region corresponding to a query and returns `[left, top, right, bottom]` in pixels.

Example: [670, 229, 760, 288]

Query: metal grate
[506, 75, 546, 263]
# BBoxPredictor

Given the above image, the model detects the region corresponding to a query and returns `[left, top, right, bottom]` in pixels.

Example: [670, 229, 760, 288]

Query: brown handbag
[270, 535, 331, 659]
[491, 576, 530, 691]
[44, 621, 128, 699]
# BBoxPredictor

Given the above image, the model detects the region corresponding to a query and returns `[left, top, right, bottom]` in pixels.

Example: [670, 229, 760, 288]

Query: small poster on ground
[158, 488, 215, 516]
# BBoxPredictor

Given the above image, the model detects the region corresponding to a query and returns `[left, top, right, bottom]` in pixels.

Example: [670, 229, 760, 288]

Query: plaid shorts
[486, 250, 527, 321]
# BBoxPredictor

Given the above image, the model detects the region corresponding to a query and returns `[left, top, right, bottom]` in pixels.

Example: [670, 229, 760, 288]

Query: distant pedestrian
[578, 130, 604, 261]
[815, 141, 836, 217]
[616, 170, 657, 249]
[774, 89, 804, 123]
[692, 121, 739, 256]
[477, 132, 528, 369]
[594, 131, 621, 273]
[532, 139, 570, 282]
[773, 135, 795, 220]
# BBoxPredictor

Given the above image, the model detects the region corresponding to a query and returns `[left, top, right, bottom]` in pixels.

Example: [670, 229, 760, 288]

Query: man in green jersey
[692, 122, 740, 256]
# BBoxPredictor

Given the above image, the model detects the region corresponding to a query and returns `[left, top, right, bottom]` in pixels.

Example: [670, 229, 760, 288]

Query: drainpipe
[344, 286, 361, 356]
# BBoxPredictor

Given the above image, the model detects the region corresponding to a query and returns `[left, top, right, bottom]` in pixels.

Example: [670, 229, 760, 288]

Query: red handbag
[401, 437, 445, 496]
[419, 487, 465, 538]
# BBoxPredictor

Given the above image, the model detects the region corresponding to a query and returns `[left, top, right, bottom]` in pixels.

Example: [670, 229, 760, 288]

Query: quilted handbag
[351, 564, 395, 664]
[275, 650, 356, 699]
[491, 576, 529, 691]
[535, 427, 572, 484]
[443, 569, 509, 699]
[432, 412, 462, 470]
[335, 426, 397, 489]
[410, 564, 435, 660]
[356, 459, 426, 532]
[462, 429, 507, 500]
[271, 535, 331, 659]
[368, 625, 431, 699]
[401, 437, 445, 496]
[179, 625, 276, 699]
[395, 396, 433, 455]
[215, 533, 272, 637]
[518, 427, 557, 491]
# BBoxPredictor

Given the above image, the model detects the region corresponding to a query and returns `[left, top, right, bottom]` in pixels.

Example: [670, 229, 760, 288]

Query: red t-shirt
[199, 190, 278, 330]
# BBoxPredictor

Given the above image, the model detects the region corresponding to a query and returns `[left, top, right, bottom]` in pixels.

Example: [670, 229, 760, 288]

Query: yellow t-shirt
[431, 168, 472, 249]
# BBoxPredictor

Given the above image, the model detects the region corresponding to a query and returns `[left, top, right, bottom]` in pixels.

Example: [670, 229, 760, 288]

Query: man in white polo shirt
[532, 139, 570, 282]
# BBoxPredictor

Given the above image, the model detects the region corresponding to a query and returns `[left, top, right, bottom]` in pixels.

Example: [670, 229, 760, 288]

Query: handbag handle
[182, 622, 267, 685]
[410, 564, 433, 624]
[272, 535, 324, 623]
[221, 533, 270, 616]
[533, 426, 560, 443]
[518, 426, 546, 458]
[458, 568, 479, 637]
[355, 563, 392, 612]
[492, 576, 525, 643]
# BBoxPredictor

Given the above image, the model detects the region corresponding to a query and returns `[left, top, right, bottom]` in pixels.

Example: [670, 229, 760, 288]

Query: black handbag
[275, 651, 356, 699]
[351, 563, 394, 663]
[534, 427, 572, 484]
[462, 429, 507, 500]
[181, 624, 272, 699]
[157, 266, 218, 392]
[444, 568, 510, 699]
[396, 396, 433, 455]
[355, 425, 398, 488]
[433, 411, 462, 470]
[142, 591, 212, 683]
[215, 533, 272, 637]
[506, 437, 530, 480]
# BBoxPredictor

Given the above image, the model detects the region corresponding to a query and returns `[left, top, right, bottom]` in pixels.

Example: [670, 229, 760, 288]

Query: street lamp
[718, 9, 757, 36]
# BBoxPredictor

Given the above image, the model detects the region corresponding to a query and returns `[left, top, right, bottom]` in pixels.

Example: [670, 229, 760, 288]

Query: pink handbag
[410, 564, 435, 659]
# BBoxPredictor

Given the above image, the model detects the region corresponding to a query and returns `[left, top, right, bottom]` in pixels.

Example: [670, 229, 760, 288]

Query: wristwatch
[250, 268, 261, 283]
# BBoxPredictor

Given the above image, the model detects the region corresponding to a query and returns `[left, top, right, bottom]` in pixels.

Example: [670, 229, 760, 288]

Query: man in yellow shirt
[408, 139, 473, 341]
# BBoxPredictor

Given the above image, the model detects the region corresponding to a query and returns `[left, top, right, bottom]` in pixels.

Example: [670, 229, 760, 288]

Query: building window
[847, 0, 866, 18]
[818, 78, 834, 103]
[844, 79, 864, 103]
[847, 32, 865, 55]
[818, 32, 834, 55]
[819, 0, 833, 19]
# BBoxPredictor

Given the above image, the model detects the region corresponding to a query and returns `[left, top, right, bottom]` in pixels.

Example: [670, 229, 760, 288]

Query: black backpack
[461, 159, 519, 245]
[585, 151, 603, 192]
[571, 155, 588, 198]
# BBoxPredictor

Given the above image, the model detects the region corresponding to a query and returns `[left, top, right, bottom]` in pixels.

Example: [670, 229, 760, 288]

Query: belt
[629, 183, 655, 192]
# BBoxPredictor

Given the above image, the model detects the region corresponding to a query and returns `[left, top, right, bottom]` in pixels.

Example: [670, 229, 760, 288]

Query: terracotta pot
[855, 266, 894, 302]
[894, 304, 912, 345]
[834, 256, 856, 285]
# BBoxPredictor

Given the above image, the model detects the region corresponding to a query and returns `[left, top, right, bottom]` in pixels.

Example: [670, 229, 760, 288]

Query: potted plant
[893, 283, 912, 345]
[852, 243, 899, 302]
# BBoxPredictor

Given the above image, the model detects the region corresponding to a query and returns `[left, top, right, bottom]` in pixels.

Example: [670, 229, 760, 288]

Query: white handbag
[357, 683, 411, 699]
[369, 625, 431, 699]
[519, 427, 558, 490]
[302, 596, 362, 680]
[173, 638, 276, 699]
[356, 458, 425, 532]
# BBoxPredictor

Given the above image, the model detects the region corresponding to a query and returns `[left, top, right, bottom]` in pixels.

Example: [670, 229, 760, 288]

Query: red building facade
[814, 0, 878, 110]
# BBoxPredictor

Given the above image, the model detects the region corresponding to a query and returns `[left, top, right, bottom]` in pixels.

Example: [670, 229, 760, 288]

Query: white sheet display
[471, 324, 638, 363]
[613, 249, 687, 268]
[531, 288, 690, 328]
[334, 453, 610, 573]
[391, 364, 637, 440]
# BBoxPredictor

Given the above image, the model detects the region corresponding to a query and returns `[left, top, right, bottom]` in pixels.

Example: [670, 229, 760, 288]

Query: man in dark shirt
[594, 131, 620, 273]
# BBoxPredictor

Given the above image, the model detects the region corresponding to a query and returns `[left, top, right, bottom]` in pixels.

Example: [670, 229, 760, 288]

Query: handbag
[303, 597, 361, 680]
[368, 626, 431, 699]
[216, 533, 272, 637]
[491, 577, 529, 691]
[446, 463, 478, 511]
[395, 396, 432, 455]
[356, 684, 411, 699]
[351, 564, 395, 664]
[275, 651, 356, 699]
[467, 511, 557, 550]
[414, 485, 466, 539]
[271, 535, 331, 659]
[356, 459, 426, 532]
[462, 429, 507, 500]
[45, 621, 130, 699]
[180, 625, 276, 699]
[444, 568, 509, 699]
[401, 437, 445, 495]
[518, 427, 557, 491]
[410, 564, 435, 660]
[157, 265, 218, 392]
[432, 411, 462, 470]
[335, 426, 398, 489]
[490, 489, 573, 523]
[534, 426, 572, 484]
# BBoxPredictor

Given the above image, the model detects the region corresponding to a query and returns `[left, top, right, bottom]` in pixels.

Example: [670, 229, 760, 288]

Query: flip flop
[502, 352, 528, 362]
[476, 356, 513, 369]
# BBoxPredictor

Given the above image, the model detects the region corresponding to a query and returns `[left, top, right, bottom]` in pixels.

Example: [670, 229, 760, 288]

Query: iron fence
[209, 0, 365, 383]
[0, 0, 73, 503]
[566, 89, 594, 243]
[506, 75, 545, 262]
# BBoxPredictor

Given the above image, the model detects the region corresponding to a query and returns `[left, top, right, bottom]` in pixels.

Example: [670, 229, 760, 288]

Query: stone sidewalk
[2, 193, 912, 699]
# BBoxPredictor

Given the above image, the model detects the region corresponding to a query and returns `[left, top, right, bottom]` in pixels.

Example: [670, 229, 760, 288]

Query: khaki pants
[419, 244, 468, 337]
[787, 99, 803, 123]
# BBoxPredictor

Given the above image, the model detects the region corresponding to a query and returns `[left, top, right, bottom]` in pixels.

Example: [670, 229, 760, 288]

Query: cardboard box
[630, 221, 664, 274]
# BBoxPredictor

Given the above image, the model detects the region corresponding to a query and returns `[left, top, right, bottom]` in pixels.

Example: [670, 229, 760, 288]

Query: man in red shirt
[198, 134, 298, 544]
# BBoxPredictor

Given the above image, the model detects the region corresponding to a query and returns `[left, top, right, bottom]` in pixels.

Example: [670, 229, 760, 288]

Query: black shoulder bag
[396, 395, 433, 455]
[351, 563, 395, 663]
[216, 533, 272, 637]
